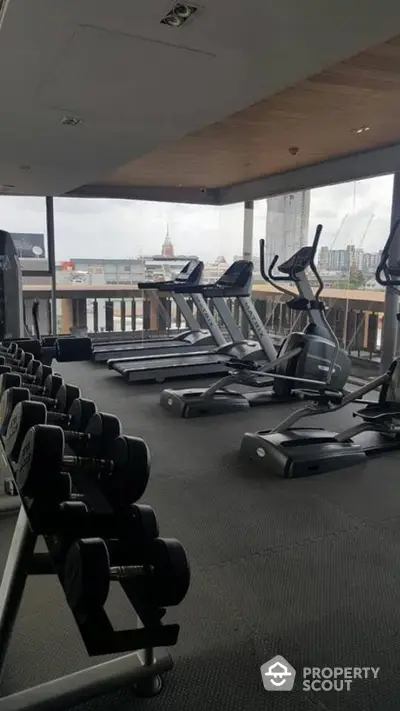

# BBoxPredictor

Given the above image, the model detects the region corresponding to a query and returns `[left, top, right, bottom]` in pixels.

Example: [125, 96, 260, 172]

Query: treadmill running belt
[112, 354, 229, 382]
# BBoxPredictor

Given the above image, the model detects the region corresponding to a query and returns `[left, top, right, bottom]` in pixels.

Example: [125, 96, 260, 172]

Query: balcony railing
[22, 283, 386, 374]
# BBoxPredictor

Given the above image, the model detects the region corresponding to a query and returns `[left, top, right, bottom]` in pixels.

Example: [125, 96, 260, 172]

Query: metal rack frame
[0, 506, 172, 711]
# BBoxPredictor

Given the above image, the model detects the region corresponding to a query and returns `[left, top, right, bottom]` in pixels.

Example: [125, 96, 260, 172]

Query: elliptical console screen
[278, 246, 312, 274]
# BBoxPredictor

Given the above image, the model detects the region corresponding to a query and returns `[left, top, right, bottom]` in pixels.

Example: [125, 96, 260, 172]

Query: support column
[72, 298, 87, 333]
[120, 300, 126, 331]
[46, 196, 57, 335]
[60, 298, 73, 334]
[131, 298, 136, 331]
[381, 173, 400, 372]
[105, 300, 114, 331]
[241, 200, 254, 338]
[93, 299, 99, 333]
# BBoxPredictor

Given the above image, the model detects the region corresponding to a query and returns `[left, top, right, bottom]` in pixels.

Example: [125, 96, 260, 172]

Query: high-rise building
[329, 249, 348, 271]
[318, 246, 330, 270]
[363, 251, 382, 273]
[265, 191, 310, 267]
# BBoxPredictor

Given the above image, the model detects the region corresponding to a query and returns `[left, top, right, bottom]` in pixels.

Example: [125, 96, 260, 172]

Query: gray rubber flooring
[1, 361, 400, 710]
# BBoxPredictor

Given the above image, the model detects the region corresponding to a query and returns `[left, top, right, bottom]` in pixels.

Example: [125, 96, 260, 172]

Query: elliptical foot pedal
[240, 428, 366, 478]
[160, 388, 250, 418]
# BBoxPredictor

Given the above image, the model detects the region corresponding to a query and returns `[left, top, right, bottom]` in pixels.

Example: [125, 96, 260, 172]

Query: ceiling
[0, 0, 400, 203]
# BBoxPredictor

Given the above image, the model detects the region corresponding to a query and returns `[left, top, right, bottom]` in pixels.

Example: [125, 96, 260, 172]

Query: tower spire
[161, 225, 174, 257]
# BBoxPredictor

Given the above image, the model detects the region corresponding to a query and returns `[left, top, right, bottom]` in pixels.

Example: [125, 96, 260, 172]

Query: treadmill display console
[278, 247, 312, 275]
[175, 259, 202, 282]
[216, 260, 253, 287]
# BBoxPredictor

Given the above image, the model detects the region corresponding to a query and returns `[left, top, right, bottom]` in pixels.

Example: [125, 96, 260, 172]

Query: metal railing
[22, 285, 385, 374]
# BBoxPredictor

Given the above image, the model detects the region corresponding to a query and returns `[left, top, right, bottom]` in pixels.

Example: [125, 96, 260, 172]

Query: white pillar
[241, 201, 254, 338]
[242, 200, 254, 261]
[46, 197, 57, 335]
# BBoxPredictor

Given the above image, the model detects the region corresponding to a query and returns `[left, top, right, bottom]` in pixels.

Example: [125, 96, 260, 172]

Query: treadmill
[109, 260, 277, 383]
[92, 259, 215, 362]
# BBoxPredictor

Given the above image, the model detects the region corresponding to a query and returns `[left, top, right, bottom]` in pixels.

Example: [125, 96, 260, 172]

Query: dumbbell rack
[0, 438, 19, 513]
[0, 338, 186, 711]
[0, 506, 174, 711]
[0, 335, 93, 515]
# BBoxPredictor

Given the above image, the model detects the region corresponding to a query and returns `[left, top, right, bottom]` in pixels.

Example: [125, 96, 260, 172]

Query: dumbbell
[0, 360, 52, 387]
[4, 396, 97, 462]
[1, 339, 43, 361]
[24, 360, 53, 385]
[44, 501, 160, 565]
[16, 419, 150, 505]
[0, 350, 32, 367]
[0, 342, 18, 356]
[0, 368, 56, 397]
[63, 535, 190, 617]
[0, 348, 33, 370]
[0, 354, 40, 378]
[0, 376, 80, 432]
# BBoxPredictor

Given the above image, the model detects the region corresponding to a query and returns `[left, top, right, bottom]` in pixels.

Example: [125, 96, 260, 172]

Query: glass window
[254, 174, 394, 372]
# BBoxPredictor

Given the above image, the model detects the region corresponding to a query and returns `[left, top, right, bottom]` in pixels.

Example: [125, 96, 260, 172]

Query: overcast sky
[0, 173, 394, 262]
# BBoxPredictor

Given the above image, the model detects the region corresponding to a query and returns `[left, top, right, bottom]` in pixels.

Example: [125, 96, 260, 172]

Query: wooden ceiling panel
[94, 34, 400, 190]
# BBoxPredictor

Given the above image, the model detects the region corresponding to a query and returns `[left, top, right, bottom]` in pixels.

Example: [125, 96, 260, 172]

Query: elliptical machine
[160, 225, 351, 417]
[240, 218, 400, 478]
[260, 223, 350, 398]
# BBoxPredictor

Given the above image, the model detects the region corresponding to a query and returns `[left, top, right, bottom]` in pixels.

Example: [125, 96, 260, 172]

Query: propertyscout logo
[260, 656, 380, 692]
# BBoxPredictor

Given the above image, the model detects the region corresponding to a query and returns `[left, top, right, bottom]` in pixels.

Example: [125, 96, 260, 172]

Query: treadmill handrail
[138, 280, 184, 289]
[165, 283, 250, 296]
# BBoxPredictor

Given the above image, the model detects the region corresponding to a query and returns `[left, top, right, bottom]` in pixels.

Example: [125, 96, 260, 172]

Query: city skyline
[318, 244, 382, 274]
[0, 173, 394, 263]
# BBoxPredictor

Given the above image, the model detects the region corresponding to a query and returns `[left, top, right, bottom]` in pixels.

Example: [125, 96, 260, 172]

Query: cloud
[0, 173, 394, 262]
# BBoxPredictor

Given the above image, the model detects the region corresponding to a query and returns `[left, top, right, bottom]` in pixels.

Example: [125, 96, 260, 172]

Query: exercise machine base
[240, 428, 367, 478]
[160, 388, 250, 417]
[160, 388, 294, 418]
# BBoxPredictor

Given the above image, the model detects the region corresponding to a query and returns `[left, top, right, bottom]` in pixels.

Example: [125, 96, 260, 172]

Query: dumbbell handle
[62, 454, 114, 473]
[31, 392, 60, 408]
[110, 564, 148, 580]
[28, 383, 48, 394]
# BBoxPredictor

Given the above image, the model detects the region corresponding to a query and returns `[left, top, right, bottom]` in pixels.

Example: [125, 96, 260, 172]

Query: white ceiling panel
[0, 0, 399, 195]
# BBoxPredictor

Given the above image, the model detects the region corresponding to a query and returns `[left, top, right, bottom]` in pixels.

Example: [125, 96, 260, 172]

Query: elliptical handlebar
[268, 255, 291, 283]
[375, 217, 400, 287]
[267, 255, 297, 297]
[259, 223, 325, 299]
[311, 224, 323, 259]
[309, 224, 324, 300]
[259, 240, 294, 298]
[259, 238, 271, 285]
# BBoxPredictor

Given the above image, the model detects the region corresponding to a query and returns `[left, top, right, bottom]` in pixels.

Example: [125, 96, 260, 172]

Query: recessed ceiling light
[161, 3, 198, 27]
[60, 116, 84, 127]
[351, 126, 371, 134]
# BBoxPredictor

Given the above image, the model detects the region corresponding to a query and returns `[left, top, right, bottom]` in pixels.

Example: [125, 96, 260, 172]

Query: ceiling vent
[161, 4, 198, 27]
